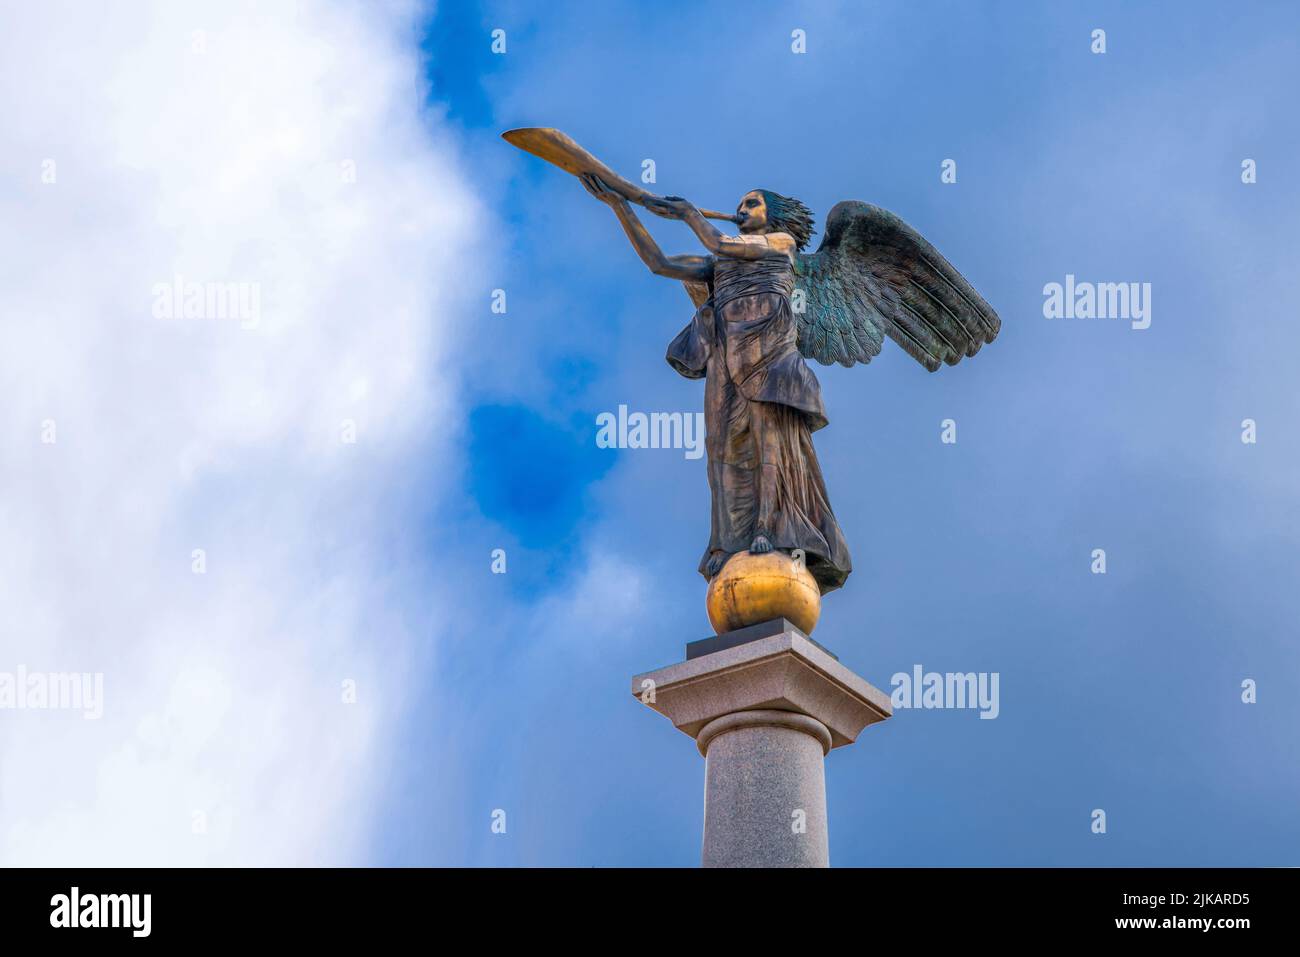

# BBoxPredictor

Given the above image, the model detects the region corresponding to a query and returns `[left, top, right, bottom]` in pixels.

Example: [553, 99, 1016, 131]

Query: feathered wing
[794, 201, 1000, 371]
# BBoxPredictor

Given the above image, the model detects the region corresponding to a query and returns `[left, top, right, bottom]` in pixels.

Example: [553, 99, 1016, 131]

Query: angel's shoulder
[765, 231, 798, 263]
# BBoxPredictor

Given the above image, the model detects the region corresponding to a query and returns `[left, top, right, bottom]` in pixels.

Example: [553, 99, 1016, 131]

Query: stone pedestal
[631, 620, 891, 868]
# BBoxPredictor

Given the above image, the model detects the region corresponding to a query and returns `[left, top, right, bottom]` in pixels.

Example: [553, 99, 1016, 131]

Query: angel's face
[735, 191, 768, 233]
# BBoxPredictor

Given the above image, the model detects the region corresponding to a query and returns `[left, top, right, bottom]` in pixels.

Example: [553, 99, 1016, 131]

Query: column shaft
[698, 710, 831, 868]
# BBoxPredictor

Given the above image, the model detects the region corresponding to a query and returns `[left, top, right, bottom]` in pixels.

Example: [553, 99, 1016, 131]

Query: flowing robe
[666, 242, 852, 593]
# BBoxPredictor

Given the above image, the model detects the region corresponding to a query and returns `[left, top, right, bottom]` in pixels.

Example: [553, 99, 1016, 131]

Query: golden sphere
[706, 550, 822, 636]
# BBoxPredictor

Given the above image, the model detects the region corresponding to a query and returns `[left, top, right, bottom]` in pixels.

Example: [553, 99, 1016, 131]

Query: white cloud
[0, 0, 479, 864]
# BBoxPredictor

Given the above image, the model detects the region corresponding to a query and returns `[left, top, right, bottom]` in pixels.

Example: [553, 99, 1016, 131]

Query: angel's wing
[794, 201, 1000, 371]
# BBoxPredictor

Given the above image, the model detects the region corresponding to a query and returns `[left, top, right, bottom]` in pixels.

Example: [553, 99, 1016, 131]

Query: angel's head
[735, 189, 815, 251]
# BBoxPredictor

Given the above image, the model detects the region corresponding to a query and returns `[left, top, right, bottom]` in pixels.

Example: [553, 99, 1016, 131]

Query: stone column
[631, 620, 891, 868]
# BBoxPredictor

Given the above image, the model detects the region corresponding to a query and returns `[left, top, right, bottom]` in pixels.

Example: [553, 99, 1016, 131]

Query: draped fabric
[666, 249, 852, 594]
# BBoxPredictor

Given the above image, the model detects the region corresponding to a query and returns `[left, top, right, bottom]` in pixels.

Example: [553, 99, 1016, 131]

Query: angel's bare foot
[705, 550, 728, 577]
[749, 534, 773, 554]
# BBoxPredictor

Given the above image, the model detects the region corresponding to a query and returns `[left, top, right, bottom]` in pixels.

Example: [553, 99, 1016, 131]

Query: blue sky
[378, 0, 1300, 866]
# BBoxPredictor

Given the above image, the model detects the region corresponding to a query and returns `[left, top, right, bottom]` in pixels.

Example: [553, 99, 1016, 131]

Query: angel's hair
[756, 189, 815, 251]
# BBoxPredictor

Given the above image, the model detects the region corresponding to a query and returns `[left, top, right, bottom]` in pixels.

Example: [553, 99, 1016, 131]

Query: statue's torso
[711, 252, 795, 316]
[666, 244, 827, 432]
[711, 252, 797, 385]
[701, 249, 827, 434]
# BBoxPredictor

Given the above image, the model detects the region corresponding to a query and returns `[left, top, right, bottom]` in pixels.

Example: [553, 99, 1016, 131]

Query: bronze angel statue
[504, 129, 1000, 628]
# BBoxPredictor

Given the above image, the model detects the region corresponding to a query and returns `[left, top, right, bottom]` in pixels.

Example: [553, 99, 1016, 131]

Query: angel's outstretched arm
[581, 174, 711, 281]
[650, 198, 787, 261]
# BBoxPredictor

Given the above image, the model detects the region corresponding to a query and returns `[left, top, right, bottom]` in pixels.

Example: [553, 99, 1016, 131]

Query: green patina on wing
[794, 202, 1000, 371]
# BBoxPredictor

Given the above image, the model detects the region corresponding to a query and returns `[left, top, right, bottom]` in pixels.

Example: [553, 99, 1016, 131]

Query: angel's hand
[644, 195, 694, 220]
[580, 173, 626, 207]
